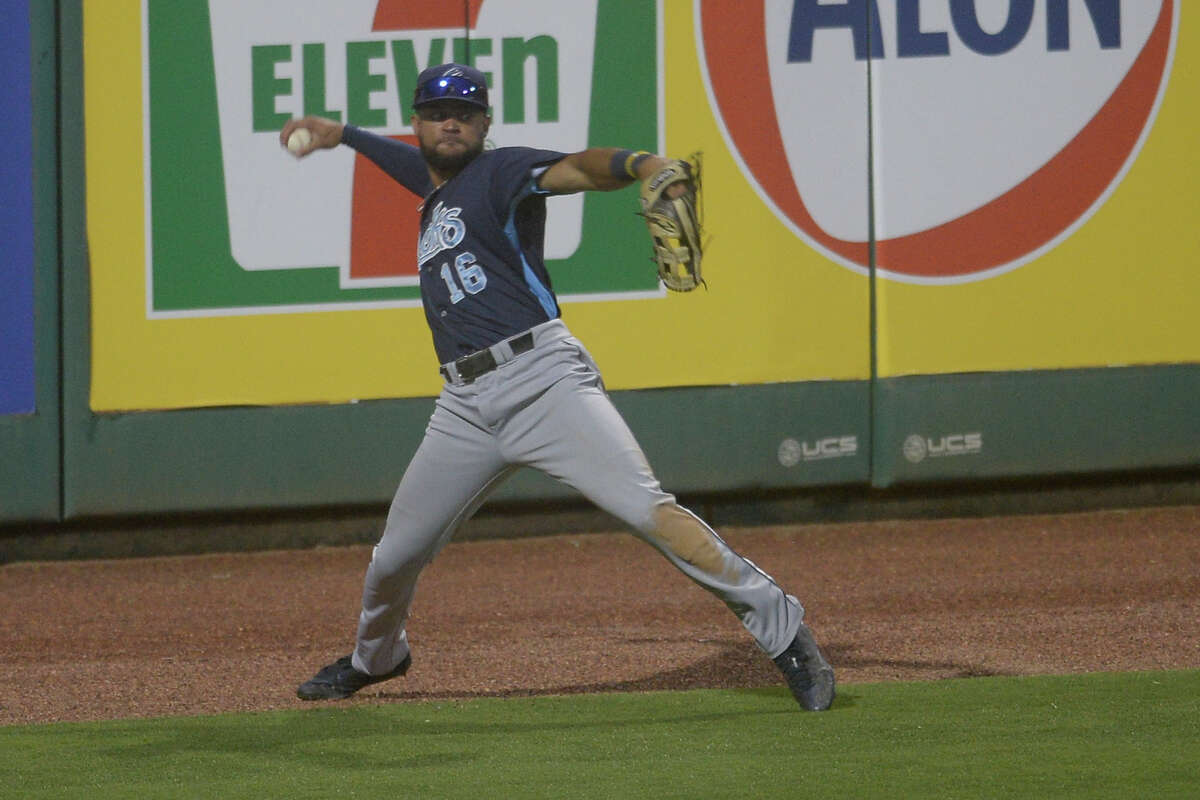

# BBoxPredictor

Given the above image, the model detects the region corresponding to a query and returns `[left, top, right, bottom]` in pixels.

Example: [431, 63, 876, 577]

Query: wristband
[628, 151, 653, 178]
[609, 149, 652, 180]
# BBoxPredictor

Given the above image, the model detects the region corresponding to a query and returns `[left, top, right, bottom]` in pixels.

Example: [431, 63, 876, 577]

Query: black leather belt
[440, 331, 535, 384]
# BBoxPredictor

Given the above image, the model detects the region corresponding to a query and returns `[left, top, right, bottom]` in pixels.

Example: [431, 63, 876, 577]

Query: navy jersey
[342, 125, 566, 363]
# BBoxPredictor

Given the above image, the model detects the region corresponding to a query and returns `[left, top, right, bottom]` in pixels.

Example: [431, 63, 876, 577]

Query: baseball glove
[639, 156, 704, 292]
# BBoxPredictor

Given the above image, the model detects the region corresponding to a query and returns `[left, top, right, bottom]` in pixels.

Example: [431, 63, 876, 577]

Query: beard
[421, 138, 485, 174]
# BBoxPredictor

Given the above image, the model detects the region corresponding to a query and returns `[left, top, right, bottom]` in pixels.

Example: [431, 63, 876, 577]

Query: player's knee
[370, 531, 436, 579]
[649, 503, 728, 576]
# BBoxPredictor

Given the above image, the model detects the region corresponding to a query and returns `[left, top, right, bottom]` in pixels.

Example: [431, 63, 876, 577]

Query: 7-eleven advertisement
[150, 0, 656, 314]
[87, 0, 871, 411]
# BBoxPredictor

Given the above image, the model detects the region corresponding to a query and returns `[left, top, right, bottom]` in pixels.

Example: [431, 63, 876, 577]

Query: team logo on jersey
[417, 203, 466, 266]
[697, 0, 1178, 282]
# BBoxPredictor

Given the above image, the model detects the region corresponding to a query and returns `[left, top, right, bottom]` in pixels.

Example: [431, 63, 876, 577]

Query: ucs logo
[698, 0, 1178, 282]
[778, 435, 859, 466]
[903, 432, 983, 463]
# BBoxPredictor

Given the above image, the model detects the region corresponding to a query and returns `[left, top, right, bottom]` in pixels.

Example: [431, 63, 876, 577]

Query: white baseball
[287, 128, 312, 155]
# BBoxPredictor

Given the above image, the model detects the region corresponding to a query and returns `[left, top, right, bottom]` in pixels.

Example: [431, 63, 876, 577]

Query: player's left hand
[639, 156, 704, 292]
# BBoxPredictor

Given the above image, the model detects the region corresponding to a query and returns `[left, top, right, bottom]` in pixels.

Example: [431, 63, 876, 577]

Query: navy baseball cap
[413, 64, 489, 110]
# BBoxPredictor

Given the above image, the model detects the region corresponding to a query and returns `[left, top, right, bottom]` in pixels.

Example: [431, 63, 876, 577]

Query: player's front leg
[298, 394, 512, 700]
[354, 396, 514, 675]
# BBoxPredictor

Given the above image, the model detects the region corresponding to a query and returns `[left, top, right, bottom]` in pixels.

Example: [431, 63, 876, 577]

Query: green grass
[2, 671, 1198, 799]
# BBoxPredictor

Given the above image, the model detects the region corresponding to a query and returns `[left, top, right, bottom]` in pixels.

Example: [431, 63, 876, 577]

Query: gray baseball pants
[351, 319, 804, 676]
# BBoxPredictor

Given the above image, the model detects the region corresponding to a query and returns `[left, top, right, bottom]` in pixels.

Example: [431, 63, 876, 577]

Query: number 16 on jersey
[439, 252, 487, 304]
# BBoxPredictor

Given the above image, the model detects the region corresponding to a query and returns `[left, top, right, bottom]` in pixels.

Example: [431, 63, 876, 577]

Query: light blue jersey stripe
[506, 176, 558, 319]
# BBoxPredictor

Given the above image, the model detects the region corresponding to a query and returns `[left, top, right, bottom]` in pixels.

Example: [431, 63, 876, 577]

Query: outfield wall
[1, 1, 1197, 524]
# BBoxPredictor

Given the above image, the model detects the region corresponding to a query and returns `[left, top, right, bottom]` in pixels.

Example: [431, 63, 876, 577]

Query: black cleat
[773, 624, 835, 711]
[296, 653, 412, 701]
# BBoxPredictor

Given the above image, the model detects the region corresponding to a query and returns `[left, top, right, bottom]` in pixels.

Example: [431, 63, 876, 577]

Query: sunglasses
[413, 74, 488, 109]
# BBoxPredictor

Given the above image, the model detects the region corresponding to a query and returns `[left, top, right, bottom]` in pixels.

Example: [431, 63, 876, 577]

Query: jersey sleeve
[486, 147, 568, 205]
[341, 125, 435, 197]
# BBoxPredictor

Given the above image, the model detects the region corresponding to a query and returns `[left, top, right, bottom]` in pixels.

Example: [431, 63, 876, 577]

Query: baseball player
[280, 64, 834, 711]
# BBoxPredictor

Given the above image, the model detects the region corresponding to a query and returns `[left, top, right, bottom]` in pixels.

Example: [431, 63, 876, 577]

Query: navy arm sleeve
[340, 125, 434, 197]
